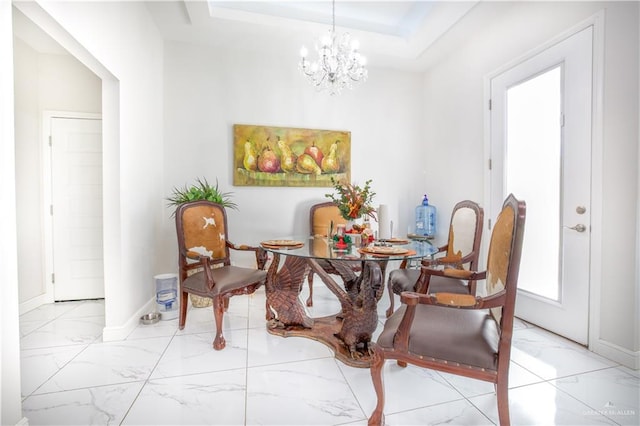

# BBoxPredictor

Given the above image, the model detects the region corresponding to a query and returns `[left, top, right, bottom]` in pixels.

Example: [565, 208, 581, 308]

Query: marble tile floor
[19, 285, 639, 426]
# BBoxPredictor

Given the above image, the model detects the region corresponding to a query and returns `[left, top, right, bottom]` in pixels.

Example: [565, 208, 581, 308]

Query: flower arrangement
[325, 177, 377, 221]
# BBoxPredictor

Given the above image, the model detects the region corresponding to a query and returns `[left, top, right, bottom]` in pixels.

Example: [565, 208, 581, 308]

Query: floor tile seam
[18, 317, 57, 337]
[333, 358, 370, 422]
[118, 331, 184, 424]
[534, 364, 626, 382]
[463, 396, 499, 425]
[147, 366, 247, 382]
[146, 332, 179, 382]
[435, 370, 491, 399]
[58, 314, 106, 320]
[20, 341, 94, 351]
[509, 359, 548, 383]
[24, 340, 96, 398]
[245, 354, 334, 371]
[26, 378, 147, 398]
[542, 378, 623, 424]
[386, 396, 484, 421]
[124, 325, 179, 341]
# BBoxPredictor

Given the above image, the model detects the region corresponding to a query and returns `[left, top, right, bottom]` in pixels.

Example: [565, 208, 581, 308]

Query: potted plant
[166, 177, 237, 217]
[167, 177, 237, 308]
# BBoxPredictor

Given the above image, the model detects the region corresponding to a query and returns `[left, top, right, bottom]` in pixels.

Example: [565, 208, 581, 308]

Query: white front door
[49, 116, 104, 301]
[489, 26, 593, 344]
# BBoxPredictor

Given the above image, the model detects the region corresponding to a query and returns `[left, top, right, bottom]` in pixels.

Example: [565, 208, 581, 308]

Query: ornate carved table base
[265, 253, 384, 368]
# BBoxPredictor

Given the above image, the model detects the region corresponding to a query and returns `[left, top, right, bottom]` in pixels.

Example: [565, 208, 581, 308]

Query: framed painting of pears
[233, 124, 351, 187]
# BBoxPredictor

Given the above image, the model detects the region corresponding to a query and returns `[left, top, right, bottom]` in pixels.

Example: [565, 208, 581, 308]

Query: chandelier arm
[297, 0, 367, 94]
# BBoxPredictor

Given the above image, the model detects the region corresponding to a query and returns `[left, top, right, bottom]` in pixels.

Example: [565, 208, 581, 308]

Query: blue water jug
[415, 194, 436, 238]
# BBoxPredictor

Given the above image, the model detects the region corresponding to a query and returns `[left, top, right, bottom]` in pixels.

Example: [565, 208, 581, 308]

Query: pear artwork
[243, 141, 258, 171]
[240, 133, 344, 177]
[257, 145, 281, 173]
[321, 140, 340, 173]
[304, 141, 324, 167]
[277, 137, 297, 173]
[296, 153, 322, 175]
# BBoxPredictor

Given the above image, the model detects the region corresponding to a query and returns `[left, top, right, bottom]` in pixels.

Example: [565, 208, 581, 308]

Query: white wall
[13, 36, 101, 305]
[3, 1, 163, 419]
[27, 1, 165, 339]
[420, 1, 639, 364]
[160, 42, 427, 271]
[1, 1, 24, 424]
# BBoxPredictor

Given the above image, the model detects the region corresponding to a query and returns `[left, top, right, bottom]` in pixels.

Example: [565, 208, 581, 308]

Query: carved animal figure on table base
[265, 254, 313, 329]
[331, 262, 383, 358]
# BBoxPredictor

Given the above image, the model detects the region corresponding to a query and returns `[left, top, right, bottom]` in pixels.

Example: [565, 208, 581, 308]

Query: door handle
[565, 224, 587, 232]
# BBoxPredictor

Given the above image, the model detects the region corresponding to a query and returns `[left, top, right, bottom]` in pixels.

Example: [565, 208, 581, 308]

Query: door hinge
[560, 113, 565, 127]
[488, 158, 492, 170]
[50, 205, 53, 216]
[488, 218, 492, 230]
[48, 135, 52, 147]
[488, 99, 492, 110]
[51, 273, 55, 284]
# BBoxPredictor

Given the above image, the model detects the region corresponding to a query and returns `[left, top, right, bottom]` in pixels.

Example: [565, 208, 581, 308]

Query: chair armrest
[400, 287, 506, 310]
[421, 266, 486, 280]
[226, 240, 259, 252]
[198, 255, 216, 290]
[225, 241, 268, 270]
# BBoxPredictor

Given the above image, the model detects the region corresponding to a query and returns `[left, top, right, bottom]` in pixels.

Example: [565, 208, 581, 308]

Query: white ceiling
[13, 1, 480, 72]
[145, 1, 480, 71]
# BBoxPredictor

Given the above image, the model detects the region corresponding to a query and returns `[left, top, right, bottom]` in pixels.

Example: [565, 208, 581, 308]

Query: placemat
[359, 246, 415, 257]
[260, 240, 305, 249]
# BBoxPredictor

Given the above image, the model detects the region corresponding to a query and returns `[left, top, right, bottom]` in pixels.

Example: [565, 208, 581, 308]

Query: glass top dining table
[260, 235, 437, 262]
[258, 235, 438, 368]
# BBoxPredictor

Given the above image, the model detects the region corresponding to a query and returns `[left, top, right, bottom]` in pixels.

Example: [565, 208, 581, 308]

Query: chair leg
[368, 347, 386, 426]
[385, 279, 395, 318]
[178, 291, 188, 330]
[496, 378, 511, 426]
[212, 295, 226, 350]
[306, 272, 314, 307]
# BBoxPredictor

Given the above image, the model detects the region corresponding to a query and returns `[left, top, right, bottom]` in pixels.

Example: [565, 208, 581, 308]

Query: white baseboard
[19, 293, 53, 315]
[592, 337, 639, 370]
[15, 416, 30, 425]
[102, 297, 155, 341]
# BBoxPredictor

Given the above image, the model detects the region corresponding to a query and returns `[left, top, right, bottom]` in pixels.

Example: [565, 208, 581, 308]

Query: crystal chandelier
[299, 0, 367, 95]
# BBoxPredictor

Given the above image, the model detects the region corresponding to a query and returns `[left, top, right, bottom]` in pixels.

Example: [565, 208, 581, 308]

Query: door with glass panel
[489, 26, 592, 344]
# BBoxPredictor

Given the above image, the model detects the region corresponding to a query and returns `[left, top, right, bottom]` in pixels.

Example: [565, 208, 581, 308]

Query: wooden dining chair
[369, 194, 526, 426]
[306, 201, 356, 306]
[386, 199, 483, 317]
[175, 200, 268, 350]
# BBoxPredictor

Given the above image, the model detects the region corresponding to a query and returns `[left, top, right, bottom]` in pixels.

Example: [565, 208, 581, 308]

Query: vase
[346, 217, 364, 232]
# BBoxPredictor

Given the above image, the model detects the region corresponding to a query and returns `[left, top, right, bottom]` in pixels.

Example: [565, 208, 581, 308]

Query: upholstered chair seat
[175, 200, 267, 350]
[377, 305, 500, 370]
[389, 269, 470, 296]
[386, 200, 484, 317]
[368, 194, 526, 426]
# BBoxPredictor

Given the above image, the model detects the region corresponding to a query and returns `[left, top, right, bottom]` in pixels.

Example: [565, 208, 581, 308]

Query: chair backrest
[175, 200, 231, 274]
[446, 200, 484, 270]
[310, 201, 347, 237]
[485, 194, 526, 328]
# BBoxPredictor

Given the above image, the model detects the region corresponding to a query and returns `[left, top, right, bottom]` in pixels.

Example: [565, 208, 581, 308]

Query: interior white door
[50, 117, 104, 301]
[489, 26, 593, 344]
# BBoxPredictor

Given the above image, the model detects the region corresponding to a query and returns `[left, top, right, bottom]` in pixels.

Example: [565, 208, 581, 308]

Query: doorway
[45, 114, 104, 301]
[488, 26, 594, 345]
